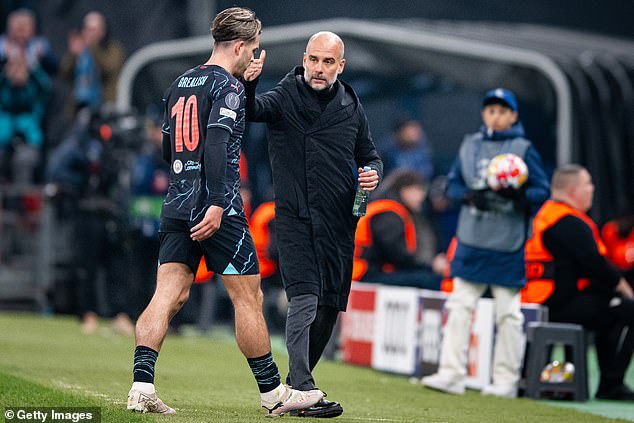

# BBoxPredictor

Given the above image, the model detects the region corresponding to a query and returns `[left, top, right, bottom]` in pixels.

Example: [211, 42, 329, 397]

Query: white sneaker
[127, 388, 176, 414]
[481, 383, 517, 398]
[421, 373, 465, 395]
[262, 387, 324, 417]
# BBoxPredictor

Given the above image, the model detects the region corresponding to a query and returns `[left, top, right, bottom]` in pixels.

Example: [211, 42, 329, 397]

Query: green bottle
[352, 166, 372, 217]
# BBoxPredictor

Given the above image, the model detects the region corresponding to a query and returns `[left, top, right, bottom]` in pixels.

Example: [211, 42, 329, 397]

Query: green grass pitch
[0, 313, 632, 422]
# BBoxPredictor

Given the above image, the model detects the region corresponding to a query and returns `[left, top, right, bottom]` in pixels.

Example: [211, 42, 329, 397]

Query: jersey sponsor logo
[224, 92, 240, 110]
[173, 159, 183, 174]
[230, 82, 240, 92]
[184, 160, 201, 172]
[219, 107, 237, 120]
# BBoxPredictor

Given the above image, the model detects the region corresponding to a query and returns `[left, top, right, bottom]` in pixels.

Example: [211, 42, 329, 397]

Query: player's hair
[551, 164, 586, 191]
[211, 7, 261, 43]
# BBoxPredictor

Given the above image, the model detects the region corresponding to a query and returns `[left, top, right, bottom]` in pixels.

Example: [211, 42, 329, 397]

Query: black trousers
[74, 211, 131, 318]
[549, 293, 634, 390]
[285, 293, 339, 390]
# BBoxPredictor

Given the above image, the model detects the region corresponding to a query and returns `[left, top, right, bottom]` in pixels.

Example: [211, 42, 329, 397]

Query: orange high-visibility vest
[440, 237, 458, 293]
[522, 200, 607, 303]
[194, 256, 214, 284]
[249, 201, 278, 279]
[601, 220, 634, 272]
[352, 199, 416, 281]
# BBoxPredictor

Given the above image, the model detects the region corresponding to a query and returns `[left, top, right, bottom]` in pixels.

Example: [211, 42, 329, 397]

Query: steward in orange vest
[249, 201, 279, 280]
[522, 199, 606, 303]
[352, 199, 417, 280]
[521, 165, 634, 400]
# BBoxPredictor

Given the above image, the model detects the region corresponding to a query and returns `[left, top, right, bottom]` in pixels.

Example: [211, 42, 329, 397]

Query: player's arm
[161, 96, 171, 163]
[190, 127, 229, 241]
[162, 132, 171, 164]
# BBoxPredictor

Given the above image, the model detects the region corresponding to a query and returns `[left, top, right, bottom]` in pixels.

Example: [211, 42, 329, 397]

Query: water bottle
[352, 166, 372, 217]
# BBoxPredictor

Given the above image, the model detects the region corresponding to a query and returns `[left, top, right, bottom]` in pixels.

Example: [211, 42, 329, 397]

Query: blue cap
[482, 88, 517, 112]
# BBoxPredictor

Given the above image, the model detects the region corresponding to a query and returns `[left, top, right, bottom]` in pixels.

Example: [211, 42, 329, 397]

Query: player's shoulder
[210, 67, 243, 91]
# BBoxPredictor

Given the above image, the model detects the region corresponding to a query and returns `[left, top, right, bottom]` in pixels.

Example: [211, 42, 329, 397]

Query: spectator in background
[602, 212, 634, 287]
[0, 9, 57, 75]
[0, 8, 55, 184]
[381, 117, 433, 180]
[46, 109, 134, 335]
[353, 169, 445, 290]
[60, 11, 124, 115]
[524, 165, 634, 400]
[422, 88, 549, 398]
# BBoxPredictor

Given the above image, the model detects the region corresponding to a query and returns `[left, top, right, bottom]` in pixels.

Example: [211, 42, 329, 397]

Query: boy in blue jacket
[422, 88, 550, 397]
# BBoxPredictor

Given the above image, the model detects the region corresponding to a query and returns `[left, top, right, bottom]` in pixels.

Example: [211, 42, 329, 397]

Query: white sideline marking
[346, 418, 419, 422]
[55, 381, 125, 405]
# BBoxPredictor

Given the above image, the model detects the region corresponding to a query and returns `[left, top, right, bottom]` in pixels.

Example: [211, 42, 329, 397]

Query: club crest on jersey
[225, 92, 240, 110]
[173, 159, 183, 174]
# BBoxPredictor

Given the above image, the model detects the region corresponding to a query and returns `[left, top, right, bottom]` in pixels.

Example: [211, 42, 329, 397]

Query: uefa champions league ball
[486, 153, 529, 190]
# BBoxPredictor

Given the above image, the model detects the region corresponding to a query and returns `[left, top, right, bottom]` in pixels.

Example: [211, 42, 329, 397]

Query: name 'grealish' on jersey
[161, 65, 245, 222]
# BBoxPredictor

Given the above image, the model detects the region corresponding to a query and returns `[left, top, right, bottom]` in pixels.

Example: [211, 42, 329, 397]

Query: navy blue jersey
[161, 64, 246, 222]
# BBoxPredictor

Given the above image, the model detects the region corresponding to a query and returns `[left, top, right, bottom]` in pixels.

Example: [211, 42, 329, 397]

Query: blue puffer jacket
[446, 122, 550, 288]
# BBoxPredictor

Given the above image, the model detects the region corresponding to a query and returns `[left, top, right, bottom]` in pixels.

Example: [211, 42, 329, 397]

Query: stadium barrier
[340, 282, 546, 389]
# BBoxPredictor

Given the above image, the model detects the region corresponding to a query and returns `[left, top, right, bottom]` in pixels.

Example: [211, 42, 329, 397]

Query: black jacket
[245, 67, 383, 310]
[542, 214, 621, 310]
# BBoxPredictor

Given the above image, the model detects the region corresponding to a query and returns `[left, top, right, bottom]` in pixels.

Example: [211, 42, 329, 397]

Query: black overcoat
[245, 66, 383, 310]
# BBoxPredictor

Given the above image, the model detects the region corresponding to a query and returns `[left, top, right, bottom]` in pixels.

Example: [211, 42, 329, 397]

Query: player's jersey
[161, 65, 246, 222]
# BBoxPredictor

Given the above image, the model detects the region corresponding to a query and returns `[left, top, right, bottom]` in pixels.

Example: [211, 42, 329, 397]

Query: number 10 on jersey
[171, 95, 200, 152]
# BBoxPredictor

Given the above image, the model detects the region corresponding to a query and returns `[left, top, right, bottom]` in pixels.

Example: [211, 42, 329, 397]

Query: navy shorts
[158, 216, 259, 275]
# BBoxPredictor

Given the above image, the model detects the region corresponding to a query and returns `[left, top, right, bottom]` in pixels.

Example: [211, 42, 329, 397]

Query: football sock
[131, 381, 155, 395]
[247, 352, 282, 394]
[260, 382, 286, 404]
[133, 345, 158, 384]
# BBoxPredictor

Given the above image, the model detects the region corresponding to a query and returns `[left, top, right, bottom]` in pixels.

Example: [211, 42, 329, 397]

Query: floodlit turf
[0, 312, 632, 422]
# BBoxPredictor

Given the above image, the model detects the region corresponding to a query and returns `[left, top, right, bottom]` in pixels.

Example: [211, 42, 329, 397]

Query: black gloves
[496, 187, 523, 200]
[464, 188, 526, 212]
[464, 189, 491, 211]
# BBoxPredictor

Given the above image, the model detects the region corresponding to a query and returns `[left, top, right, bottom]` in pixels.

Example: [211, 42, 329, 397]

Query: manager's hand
[243, 49, 266, 82]
[358, 167, 379, 192]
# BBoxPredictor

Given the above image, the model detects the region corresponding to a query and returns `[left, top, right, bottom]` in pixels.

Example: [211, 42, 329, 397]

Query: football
[486, 153, 529, 190]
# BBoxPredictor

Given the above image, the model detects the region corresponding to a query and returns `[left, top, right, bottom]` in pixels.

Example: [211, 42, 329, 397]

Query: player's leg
[136, 262, 194, 350]
[482, 285, 524, 398]
[208, 215, 323, 416]
[222, 273, 272, 357]
[222, 274, 324, 416]
[127, 262, 193, 414]
[128, 223, 200, 414]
